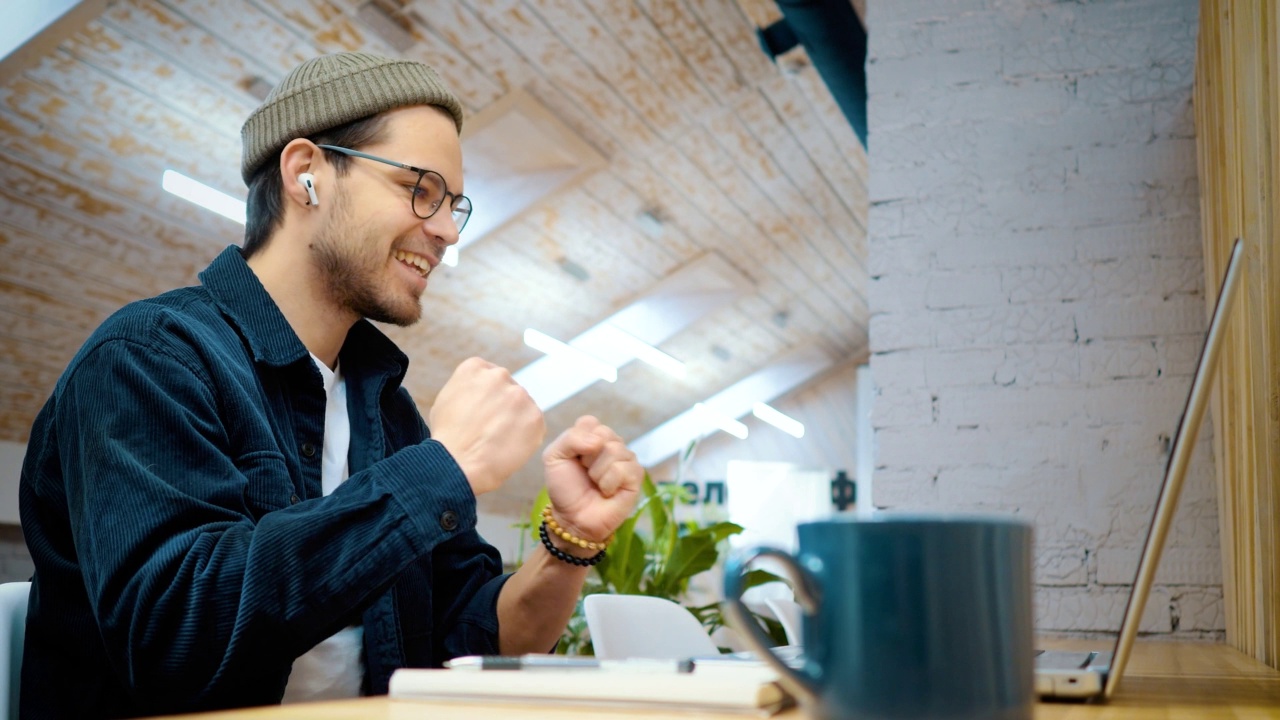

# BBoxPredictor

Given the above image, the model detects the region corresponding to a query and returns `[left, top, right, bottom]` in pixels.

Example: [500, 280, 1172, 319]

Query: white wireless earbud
[297, 173, 318, 206]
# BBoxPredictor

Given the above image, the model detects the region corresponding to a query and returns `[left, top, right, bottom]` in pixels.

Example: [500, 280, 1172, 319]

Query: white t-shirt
[280, 355, 364, 703]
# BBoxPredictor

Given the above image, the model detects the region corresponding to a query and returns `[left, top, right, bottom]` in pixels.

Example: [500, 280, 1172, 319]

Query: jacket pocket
[236, 450, 293, 521]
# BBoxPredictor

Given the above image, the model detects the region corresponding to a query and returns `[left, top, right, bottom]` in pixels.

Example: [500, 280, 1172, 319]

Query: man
[18, 52, 642, 718]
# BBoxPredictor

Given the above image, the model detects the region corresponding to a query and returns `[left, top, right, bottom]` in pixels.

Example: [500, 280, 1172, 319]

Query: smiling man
[18, 52, 642, 719]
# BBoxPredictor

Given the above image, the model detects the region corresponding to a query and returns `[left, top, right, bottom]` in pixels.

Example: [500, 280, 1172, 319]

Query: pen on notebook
[445, 655, 695, 673]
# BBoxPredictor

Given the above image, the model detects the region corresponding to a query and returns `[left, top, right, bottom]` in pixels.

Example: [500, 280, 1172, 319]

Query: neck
[246, 234, 355, 369]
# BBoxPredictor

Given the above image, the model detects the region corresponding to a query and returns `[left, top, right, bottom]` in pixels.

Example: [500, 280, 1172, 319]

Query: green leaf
[737, 568, 790, 593]
[686, 521, 744, 544]
[649, 534, 718, 598]
[528, 487, 551, 542]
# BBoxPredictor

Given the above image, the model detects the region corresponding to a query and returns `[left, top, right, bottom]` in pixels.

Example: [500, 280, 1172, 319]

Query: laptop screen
[1104, 237, 1245, 698]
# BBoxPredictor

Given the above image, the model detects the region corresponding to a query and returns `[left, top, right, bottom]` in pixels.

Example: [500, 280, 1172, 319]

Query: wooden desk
[154, 641, 1280, 719]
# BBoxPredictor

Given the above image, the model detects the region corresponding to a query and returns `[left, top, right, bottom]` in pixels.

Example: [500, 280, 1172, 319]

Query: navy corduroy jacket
[19, 246, 508, 719]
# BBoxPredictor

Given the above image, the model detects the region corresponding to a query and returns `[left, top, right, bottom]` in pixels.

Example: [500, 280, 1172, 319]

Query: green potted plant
[524, 474, 790, 655]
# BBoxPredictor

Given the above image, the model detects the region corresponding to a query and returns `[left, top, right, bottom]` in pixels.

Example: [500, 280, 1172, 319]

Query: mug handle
[722, 546, 821, 707]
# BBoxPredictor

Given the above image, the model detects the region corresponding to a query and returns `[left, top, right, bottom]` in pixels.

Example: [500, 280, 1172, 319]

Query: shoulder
[62, 285, 235, 387]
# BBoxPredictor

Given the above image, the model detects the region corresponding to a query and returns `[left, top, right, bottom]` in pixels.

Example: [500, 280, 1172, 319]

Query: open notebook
[389, 657, 792, 716]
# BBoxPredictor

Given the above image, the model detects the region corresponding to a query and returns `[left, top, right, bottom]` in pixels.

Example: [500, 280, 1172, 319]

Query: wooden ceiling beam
[0, 0, 108, 86]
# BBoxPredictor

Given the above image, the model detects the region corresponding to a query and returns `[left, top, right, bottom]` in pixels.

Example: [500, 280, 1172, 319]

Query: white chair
[583, 594, 720, 660]
[0, 582, 31, 720]
[764, 597, 804, 647]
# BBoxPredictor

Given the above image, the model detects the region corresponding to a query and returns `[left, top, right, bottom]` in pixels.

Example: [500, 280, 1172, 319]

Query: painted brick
[872, 387, 934, 428]
[870, 273, 930, 314]
[1159, 334, 1210, 377]
[1034, 545, 1089, 587]
[930, 227, 1079, 271]
[871, 469, 940, 509]
[1074, 218, 1204, 262]
[997, 344, 1081, 386]
[868, 0, 1212, 635]
[1035, 586, 1171, 633]
[869, 311, 932, 353]
[1170, 587, 1226, 632]
[923, 347, 1007, 387]
[1080, 340, 1160, 383]
[1096, 547, 1222, 587]
[925, 271, 1006, 309]
[933, 304, 1077, 348]
[868, 350, 928, 389]
[1074, 295, 1206, 341]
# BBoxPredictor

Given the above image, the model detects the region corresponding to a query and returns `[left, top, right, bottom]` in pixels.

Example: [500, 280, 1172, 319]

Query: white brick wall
[867, 0, 1221, 636]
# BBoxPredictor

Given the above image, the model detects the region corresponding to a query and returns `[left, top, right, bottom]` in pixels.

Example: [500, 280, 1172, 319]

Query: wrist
[541, 506, 612, 552]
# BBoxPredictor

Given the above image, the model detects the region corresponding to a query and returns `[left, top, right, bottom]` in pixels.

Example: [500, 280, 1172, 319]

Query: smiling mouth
[394, 249, 432, 277]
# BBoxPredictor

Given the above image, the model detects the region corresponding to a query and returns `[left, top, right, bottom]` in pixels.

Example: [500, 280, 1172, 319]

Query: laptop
[1034, 237, 1245, 700]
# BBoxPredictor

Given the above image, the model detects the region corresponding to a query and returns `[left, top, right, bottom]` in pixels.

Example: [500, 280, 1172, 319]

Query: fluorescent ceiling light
[523, 328, 617, 383]
[600, 324, 686, 378]
[514, 253, 752, 410]
[752, 402, 805, 438]
[629, 348, 834, 467]
[694, 403, 749, 440]
[162, 170, 246, 225]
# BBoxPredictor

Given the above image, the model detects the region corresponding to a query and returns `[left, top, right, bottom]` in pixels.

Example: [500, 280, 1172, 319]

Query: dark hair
[241, 113, 391, 257]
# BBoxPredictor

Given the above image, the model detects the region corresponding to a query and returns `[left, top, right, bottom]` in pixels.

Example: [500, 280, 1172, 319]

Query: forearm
[495, 539, 591, 654]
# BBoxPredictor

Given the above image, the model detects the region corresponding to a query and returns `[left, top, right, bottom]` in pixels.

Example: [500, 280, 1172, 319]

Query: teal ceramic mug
[724, 515, 1035, 720]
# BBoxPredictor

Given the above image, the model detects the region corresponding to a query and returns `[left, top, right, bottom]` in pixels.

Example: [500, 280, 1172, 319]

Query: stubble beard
[311, 188, 424, 328]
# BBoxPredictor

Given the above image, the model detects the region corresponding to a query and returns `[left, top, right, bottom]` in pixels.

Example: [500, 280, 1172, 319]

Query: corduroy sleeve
[56, 334, 476, 715]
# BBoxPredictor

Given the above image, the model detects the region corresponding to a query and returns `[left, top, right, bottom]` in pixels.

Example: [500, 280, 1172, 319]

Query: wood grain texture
[0, 0, 868, 504]
[1194, 0, 1280, 668]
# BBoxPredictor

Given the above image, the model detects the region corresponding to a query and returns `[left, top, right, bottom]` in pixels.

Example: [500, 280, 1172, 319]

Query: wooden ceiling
[0, 0, 868, 515]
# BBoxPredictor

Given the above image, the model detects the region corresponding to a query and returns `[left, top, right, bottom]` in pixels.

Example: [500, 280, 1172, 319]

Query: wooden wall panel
[1195, 0, 1280, 667]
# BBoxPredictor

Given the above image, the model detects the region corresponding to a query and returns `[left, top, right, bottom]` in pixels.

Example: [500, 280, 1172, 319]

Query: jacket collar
[199, 246, 409, 382]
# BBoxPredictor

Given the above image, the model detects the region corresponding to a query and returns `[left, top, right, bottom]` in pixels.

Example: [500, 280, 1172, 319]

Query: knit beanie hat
[239, 52, 464, 184]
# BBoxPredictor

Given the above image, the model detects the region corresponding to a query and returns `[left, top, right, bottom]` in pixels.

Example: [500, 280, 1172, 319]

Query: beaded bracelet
[539, 522, 606, 567]
[540, 505, 614, 551]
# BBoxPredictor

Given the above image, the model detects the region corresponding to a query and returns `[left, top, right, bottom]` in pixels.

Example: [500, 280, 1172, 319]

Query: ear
[279, 139, 322, 209]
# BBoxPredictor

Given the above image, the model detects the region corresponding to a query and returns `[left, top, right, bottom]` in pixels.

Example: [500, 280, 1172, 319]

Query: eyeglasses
[316, 144, 472, 233]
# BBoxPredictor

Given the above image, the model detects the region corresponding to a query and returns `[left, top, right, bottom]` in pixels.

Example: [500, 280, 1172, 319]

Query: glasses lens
[452, 196, 472, 233]
[411, 171, 448, 219]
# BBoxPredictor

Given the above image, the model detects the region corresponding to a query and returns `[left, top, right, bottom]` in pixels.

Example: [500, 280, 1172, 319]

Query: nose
[424, 210, 460, 248]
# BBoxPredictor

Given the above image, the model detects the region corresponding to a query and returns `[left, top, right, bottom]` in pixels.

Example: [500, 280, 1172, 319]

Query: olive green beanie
[239, 52, 464, 184]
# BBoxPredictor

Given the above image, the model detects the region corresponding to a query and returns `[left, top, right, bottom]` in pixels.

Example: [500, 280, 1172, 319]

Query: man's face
[311, 105, 463, 327]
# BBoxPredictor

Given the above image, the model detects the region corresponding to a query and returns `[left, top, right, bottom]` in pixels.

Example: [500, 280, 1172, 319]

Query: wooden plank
[0, 187, 207, 280]
[758, 73, 870, 229]
[636, 0, 749, 105]
[0, 105, 244, 247]
[101, 0, 293, 103]
[0, 148, 234, 263]
[683, 0, 777, 87]
[784, 49, 867, 179]
[21, 49, 244, 191]
[522, 0, 688, 138]
[461, 0, 661, 153]
[157, 0, 318, 80]
[730, 0, 781, 29]
[576, 169, 703, 261]
[670, 121, 863, 323]
[62, 20, 256, 140]
[0, 0, 109, 86]
[522, 185, 678, 280]
[709, 95, 868, 297]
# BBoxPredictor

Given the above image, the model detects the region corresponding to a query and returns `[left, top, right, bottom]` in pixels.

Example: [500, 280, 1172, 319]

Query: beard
[310, 189, 424, 327]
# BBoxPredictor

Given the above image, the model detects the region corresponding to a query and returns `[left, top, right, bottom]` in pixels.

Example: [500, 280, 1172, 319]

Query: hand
[542, 416, 643, 542]
[429, 357, 545, 495]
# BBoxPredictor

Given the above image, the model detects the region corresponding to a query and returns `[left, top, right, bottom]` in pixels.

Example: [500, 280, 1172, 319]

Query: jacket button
[440, 510, 459, 531]
[290, 494, 300, 505]
[300, 442, 317, 458]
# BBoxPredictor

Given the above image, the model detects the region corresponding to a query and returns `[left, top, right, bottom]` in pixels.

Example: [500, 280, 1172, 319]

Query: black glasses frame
[315, 144, 471, 232]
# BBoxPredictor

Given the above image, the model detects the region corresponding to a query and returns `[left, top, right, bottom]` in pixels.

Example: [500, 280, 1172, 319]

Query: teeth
[394, 250, 430, 277]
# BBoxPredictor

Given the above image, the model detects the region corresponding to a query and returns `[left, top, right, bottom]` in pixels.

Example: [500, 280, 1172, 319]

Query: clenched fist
[429, 357, 545, 496]
[542, 416, 643, 543]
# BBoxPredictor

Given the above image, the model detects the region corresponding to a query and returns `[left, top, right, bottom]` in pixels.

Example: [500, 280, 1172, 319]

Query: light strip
[601, 324, 686, 378]
[694, 403, 749, 440]
[523, 328, 617, 383]
[752, 402, 805, 438]
[161, 170, 246, 225]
